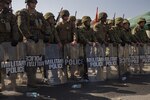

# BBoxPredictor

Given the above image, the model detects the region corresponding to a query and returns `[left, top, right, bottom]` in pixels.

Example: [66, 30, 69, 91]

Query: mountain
[129, 11, 150, 29]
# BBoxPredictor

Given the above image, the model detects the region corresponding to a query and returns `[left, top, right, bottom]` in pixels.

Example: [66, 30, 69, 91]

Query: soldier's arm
[11, 14, 20, 42]
[54, 29, 61, 43]
[93, 23, 104, 43]
[16, 11, 30, 39]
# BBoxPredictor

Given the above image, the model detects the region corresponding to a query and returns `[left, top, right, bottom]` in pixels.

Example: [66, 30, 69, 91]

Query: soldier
[132, 18, 150, 73]
[93, 12, 109, 45]
[122, 19, 137, 75]
[68, 16, 76, 27]
[132, 18, 150, 45]
[75, 19, 82, 29]
[107, 19, 114, 29]
[43, 12, 61, 84]
[77, 16, 97, 81]
[16, 0, 49, 87]
[55, 9, 76, 83]
[110, 17, 131, 80]
[93, 12, 109, 81]
[0, 0, 19, 91]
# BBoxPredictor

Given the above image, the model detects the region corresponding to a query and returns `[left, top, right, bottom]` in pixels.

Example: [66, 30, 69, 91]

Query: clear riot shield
[26, 39, 45, 86]
[106, 44, 118, 80]
[128, 44, 140, 74]
[45, 44, 62, 85]
[64, 43, 84, 81]
[16, 42, 27, 85]
[139, 44, 150, 74]
[0, 42, 19, 91]
[86, 43, 106, 82]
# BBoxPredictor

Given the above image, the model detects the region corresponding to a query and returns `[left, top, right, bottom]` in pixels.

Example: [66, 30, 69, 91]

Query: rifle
[113, 12, 116, 26]
[123, 14, 125, 19]
[56, 7, 63, 23]
[75, 11, 77, 18]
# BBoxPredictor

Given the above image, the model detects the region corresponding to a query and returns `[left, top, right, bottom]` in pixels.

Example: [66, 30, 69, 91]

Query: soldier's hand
[121, 42, 125, 47]
[140, 43, 144, 47]
[113, 42, 117, 47]
[11, 40, 18, 47]
[43, 36, 49, 43]
[88, 41, 93, 46]
[30, 36, 39, 43]
[71, 41, 77, 46]
[58, 42, 62, 48]
[23, 36, 27, 43]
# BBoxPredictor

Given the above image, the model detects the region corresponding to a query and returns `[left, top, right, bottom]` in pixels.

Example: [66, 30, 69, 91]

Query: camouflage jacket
[93, 22, 109, 43]
[77, 25, 97, 44]
[56, 21, 76, 44]
[132, 25, 150, 43]
[16, 8, 49, 40]
[0, 10, 19, 43]
[46, 23, 60, 43]
[110, 26, 130, 43]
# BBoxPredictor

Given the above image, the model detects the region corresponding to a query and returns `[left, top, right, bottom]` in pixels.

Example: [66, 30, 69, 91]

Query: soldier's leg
[6, 42, 17, 90]
[26, 40, 37, 87]
[82, 45, 89, 80]
[16, 42, 26, 84]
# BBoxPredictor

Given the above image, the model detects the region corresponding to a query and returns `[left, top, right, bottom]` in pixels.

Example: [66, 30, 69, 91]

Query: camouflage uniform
[44, 12, 61, 84]
[0, 0, 19, 91]
[93, 12, 109, 81]
[75, 19, 82, 29]
[132, 18, 150, 73]
[77, 16, 97, 80]
[55, 10, 76, 83]
[110, 17, 131, 79]
[16, 0, 49, 87]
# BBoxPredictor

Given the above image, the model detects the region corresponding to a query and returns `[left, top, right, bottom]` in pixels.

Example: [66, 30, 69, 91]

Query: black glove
[30, 36, 39, 43]
[121, 42, 125, 47]
[11, 40, 18, 46]
[43, 36, 49, 43]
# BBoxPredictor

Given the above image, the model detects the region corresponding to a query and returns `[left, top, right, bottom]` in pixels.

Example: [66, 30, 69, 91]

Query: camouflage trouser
[26, 39, 45, 86]
[0, 42, 17, 91]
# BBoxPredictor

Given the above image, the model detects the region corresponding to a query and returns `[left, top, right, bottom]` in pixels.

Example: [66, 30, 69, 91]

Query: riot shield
[64, 43, 84, 81]
[106, 44, 118, 80]
[45, 44, 62, 85]
[86, 43, 106, 81]
[0, 42, 19, 91]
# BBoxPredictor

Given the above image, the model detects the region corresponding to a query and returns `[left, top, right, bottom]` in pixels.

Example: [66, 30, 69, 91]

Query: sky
[12, 0, 150, 20]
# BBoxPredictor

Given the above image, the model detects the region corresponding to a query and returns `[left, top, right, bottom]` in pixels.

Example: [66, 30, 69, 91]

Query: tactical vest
[78, 26, 96, 44]
[0, 13, 11, 33]
[0, 12, 12, 43]
[56, 21, 74, 44]
[17, 9, 44, 39]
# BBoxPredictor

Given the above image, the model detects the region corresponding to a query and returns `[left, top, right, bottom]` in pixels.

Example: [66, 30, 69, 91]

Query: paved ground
[0, 74, 150, 100]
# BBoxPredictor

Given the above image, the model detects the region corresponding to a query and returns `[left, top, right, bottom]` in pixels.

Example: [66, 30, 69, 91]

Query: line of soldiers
[0, 0, 150, 91]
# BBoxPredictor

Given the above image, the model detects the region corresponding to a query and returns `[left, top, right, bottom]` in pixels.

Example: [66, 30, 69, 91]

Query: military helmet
[123, 19, 130, 24]
[68, 16, 76, 22]
[99, 12, 108, 20]
[107, 19, 113, 24]
[115, 17, 123, 25]
[76, 19, 81, 24]
[138, 18, 146, 24]
[4, 0, 12, 4]
[44, 12, 54, 20]
[60, 10, 70, 17]
[82, 16, 91, 23]
[25, 0, 37, 3]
